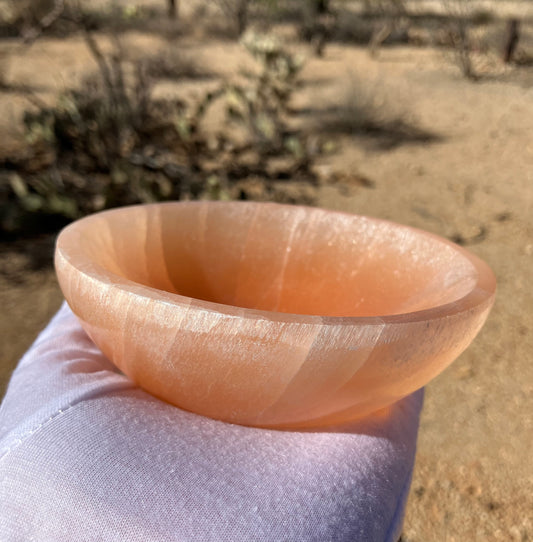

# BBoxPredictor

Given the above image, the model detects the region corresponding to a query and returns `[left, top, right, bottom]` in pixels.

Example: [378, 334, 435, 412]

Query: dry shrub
[1, 30, 320, 235]
[213, 0, 251, 38]
[441, 0, 498, 80]
[8, 0, 58, 31]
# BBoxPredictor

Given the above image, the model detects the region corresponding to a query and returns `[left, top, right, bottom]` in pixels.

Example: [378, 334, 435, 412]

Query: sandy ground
[1, 9, 532, 540]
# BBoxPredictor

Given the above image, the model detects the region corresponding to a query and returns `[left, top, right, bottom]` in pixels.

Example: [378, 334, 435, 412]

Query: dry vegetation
[3, 0, 529, 236]
[1, 0, 533, 540]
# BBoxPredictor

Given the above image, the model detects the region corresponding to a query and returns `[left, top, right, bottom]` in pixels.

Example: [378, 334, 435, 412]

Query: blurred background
[0, 1, 532, 539]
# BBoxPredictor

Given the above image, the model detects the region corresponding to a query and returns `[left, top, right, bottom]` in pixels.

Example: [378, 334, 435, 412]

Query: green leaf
[9, 174, 28, 199]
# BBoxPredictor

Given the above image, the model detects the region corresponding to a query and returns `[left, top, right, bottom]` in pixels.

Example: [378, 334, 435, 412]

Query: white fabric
[0, 302, 423, 541]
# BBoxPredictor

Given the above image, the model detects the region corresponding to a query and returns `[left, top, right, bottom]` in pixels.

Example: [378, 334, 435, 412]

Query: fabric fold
[0, 302, 423, 542]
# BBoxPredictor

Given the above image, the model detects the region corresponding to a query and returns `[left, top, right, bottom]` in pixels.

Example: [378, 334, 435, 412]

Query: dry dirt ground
[1, 3, 532, 540]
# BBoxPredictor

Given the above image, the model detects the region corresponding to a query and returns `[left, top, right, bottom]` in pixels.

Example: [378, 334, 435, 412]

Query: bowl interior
[77, 202, 478, 318]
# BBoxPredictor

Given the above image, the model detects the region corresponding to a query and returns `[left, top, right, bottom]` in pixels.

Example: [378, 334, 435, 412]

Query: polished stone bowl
[55, 201, 496, 428]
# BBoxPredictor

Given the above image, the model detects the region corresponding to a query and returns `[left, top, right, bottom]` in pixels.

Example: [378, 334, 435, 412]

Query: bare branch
[22, 0, 65, 44]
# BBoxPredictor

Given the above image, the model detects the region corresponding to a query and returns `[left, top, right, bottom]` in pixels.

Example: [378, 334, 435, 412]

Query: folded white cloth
[0, 302, 423, 541]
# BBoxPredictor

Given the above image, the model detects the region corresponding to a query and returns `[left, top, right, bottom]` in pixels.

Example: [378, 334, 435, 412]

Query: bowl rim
[55, 201, 496, 327]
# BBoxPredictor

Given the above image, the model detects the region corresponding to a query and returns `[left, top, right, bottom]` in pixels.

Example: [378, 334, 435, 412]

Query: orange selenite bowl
[55, 202, 495, 428]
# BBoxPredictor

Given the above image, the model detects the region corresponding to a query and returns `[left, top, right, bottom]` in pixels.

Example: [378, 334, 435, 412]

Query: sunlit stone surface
[54, 201, 496, 428]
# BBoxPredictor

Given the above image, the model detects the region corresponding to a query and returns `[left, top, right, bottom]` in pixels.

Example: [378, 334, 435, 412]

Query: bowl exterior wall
[56, 245, 494, 428]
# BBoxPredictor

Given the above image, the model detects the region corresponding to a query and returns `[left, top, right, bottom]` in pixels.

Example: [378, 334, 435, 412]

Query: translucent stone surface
[55, 202, 496, 428]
